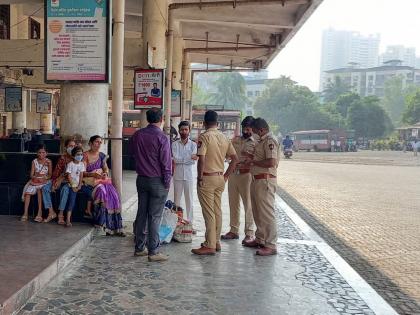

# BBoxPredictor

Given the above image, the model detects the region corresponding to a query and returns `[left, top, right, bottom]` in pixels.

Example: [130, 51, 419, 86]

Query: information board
[134, 69, 164, 109]
[45, 0, 110, 83]
[5, 87, 22, 112]
[36, 92, 52, 114]
[171, 90, 181, 117]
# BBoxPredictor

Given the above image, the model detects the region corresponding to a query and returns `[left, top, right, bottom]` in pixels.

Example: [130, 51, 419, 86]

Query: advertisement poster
[36, 92, 52, 113]
[134, 69, 164, 109]
[45, 0, 110, 82]
[171, 90, 181, 117]
[5, 87, 22, 112]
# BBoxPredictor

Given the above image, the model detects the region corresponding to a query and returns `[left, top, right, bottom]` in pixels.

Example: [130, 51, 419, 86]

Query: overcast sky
[268, 0, 420, 91]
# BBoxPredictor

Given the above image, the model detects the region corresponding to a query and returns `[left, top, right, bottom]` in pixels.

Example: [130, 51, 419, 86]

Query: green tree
[334, 93, 360, 118]
[209, 73, 248, 110]
[381, 76, 408, 125]
[322, 76, 351, 103]
[255, 76, 338, 134]
[192, 84, 210, 107]
[347, 96, 390, 138]
[402, 89, 420, 124]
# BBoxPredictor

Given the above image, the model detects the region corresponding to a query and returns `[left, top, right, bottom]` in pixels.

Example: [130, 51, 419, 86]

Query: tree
[334, 93, 360, 118]
[209, 73, 248, 110]
[347, 96, 389, 138]
[322, 76, 351, 103]
[255, 76, 338, 134]
[192, 84, 210, 107]
[380, 76, 412, 125]
[402, 89, 420, 124]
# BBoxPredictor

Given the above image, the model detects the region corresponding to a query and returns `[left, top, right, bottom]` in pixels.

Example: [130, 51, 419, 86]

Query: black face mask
[242, 132, 252, 139]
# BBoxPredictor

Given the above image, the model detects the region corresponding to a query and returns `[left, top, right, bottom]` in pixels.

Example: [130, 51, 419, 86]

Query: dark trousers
[135, 176, 168, 255]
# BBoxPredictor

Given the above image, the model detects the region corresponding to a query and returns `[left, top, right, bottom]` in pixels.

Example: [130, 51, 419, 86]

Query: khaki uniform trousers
[228, 173, 254, 236]
[250, 178, 277, 249]
[197, 175, 226, 249]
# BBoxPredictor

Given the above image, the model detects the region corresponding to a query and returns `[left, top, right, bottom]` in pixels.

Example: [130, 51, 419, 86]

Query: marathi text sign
[5, 87, 22, 112]
[36, 92, 52, 114]
[134, 69, 164, 109]
[171, 90, 181, 117]
[45, 0, 110, 82]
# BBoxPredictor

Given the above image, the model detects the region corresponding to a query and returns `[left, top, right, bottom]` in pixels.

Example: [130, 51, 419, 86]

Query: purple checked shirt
[129, 125, 172, 189]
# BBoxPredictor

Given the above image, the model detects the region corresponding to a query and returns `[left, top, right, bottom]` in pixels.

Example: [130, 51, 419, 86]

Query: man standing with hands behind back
[243, 118, 280, 256]
[192, 110, 238, 255]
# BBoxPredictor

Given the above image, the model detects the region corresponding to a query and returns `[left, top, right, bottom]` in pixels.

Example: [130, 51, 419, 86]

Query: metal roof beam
[170, 0, 310, 10]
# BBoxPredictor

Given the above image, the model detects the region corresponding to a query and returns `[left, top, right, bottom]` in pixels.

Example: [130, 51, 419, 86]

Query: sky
[268, 0, 420, 91]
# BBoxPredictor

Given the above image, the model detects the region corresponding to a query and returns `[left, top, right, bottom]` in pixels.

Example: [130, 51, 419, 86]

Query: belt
[253, 174, 276, 180]
[203, 172, 224, 176]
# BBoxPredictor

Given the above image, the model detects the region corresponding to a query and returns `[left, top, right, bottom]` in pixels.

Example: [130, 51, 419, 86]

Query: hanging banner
[171, 90, 181, 117]
[45, 0, 110, 83]
[5, 87, 22, 112]
[134, 69, 164, 109]
[36, 92, 52, 114]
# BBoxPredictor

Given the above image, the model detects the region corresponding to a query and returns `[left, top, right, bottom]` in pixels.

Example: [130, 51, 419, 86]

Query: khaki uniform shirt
[197, 127, 236, 173]
[231, 136, 255, 172]
[251, 132, 280, 176]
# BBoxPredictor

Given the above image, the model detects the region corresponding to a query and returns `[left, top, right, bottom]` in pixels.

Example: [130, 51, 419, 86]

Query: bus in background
[108, 110, 142, 137]
[191, 106, 241, 141]
[291, 129, 349, 152]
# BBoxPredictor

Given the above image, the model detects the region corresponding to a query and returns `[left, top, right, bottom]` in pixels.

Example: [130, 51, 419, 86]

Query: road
[277, 151, 420, 315]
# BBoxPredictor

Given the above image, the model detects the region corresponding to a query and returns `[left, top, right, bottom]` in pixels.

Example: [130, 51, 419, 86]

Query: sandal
[58, 216, 65, 225]
[34, 216, 43, 223]
[20, 215, 28, 222]
[65, 221, 72, 227]
[44, 213, 57, 223]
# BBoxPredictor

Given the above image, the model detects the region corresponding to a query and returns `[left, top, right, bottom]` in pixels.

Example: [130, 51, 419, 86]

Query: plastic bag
[159, 207, 178, 244]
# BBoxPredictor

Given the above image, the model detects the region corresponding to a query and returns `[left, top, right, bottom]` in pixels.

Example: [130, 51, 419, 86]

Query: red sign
[134, 69, 164, 109]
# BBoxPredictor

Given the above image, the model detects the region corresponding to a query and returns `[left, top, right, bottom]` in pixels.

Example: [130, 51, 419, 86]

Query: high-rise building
[380, 45, 416, 67]
[320, 28, 380, 90]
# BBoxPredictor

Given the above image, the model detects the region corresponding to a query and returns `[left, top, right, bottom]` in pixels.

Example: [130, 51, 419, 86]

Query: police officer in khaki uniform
[243, 118, 280, 256]
[192, 110, 238, 255]
[221, 116, 255, 244]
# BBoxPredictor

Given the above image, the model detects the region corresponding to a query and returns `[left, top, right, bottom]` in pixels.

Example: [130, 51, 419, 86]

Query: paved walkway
[277, 152, 420, 315]
[17, 177, 395, 315]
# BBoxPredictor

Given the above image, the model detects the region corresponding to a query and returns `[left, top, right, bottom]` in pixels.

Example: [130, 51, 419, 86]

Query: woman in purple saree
[82, 135, 125, 236]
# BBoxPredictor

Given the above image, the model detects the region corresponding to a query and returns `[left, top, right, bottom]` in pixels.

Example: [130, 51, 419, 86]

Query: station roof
[18, 0, 322, 70]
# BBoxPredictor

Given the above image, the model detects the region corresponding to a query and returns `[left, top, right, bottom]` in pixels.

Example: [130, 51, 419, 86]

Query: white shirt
[172, 138, 197, 181]
[66, 161, 86, 187]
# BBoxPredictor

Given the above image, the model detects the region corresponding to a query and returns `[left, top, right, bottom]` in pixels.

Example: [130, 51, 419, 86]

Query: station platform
[1, 171, 397, 315]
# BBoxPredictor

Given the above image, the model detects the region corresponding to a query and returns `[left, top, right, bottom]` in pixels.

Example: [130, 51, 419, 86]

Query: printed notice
[46, 0, 109, 82]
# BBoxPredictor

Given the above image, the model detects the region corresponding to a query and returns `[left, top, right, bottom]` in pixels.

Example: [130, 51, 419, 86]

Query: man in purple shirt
[129, 108, 172, 262]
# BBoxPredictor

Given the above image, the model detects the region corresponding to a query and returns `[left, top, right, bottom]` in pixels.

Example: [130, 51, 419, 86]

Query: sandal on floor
[20, 215, 28, 222]
[57, 216, 65, 225]
[44, 213, 57, 223]
[65, 222, 72, 227]
[34, 216, 43, 223]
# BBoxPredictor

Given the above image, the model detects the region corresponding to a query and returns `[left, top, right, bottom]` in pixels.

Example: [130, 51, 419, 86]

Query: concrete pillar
[186, 69, 193, 121]
[40, 114, 53, 134]
[181, 53, 190, 120]
[12, 89, 27, 131]
[60, 84, 108, 151]
[110, 0, 125, 200]
[164, 13, 174, 134]
[142, 0, 168, 69]
[172, 37, 183, 91]
[141, 0, 168, 128]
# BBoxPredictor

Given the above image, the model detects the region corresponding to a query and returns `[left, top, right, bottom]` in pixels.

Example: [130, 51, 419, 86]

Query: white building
[380, 45, 416, 67]
[320, 28, 380, 90]
[322, 60, 420, 98]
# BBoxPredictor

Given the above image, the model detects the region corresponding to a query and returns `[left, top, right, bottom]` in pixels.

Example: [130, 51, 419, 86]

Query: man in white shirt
[172, 121, 198, 225]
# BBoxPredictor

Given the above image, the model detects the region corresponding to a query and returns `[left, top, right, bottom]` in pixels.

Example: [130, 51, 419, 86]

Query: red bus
[291, 129, 348, 152]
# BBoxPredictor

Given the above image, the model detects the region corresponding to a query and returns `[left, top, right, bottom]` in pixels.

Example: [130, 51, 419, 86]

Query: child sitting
[57, 146, 85, 227]
[21, 144, 54, 222]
